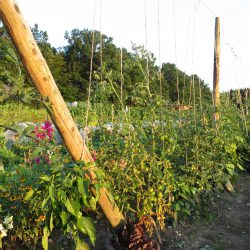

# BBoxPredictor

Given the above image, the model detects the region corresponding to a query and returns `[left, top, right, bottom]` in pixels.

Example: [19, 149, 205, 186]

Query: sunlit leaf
[75, 240, 90, 250]
[76, 215, 96, 245]
[24, 189, 34, 201]
[65, 198, 76, 216]
[40, 175, 51, 182]
[42, 226, 50, 250]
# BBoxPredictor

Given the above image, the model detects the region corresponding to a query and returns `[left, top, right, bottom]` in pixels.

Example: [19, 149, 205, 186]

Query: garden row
[0, 98, 249, 249]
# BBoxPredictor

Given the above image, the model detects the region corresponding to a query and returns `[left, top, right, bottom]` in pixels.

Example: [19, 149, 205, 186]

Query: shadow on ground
[92, 173, 250, 250]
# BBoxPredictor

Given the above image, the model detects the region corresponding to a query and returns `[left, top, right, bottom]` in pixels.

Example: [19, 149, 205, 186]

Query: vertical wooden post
[213, 17, 220, 122]
[237, 89, 241, 110]
[0, 0, 125, 231]
[246, 89, 249, 116]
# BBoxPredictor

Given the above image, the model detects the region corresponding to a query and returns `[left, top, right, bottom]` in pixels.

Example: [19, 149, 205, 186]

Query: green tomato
[114, 195, 119, 201]
[151, 197, 157, 202]
[157, 192, 163, 199]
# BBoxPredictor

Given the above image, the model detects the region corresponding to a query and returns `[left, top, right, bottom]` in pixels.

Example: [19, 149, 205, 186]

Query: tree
[31, 24, 71, 100]
[0, 21, 27, 102]
[0, 21, 212, 105]
[162, 63, 211, 106]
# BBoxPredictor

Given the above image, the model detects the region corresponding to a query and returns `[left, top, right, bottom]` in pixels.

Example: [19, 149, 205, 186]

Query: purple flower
[35, 157, 41, 164]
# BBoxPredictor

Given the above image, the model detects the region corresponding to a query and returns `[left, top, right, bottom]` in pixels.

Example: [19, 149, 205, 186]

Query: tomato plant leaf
[65, 198, 76, 216]
[40, 175, 51, 182]
[42, 226, 50, 250]
[77, 178, 90, 207]
[50, 211, 54, 232]
[75, 240, 90, 250]
[24, 189, 34, 201]
[76, 215, 96, 245]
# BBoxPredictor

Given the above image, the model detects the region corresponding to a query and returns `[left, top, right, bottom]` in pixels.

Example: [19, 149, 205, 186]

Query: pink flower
[40, 132, 46, 139]
[34, 121, 54, 141]
[43, 120, 53, 130]
[35, 157, 41, 164]
[46, 127, 54, 133]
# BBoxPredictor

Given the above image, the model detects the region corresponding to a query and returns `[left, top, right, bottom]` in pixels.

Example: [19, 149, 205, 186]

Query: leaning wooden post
[0, 0, 125, 231]
[213, 17, 220, 122]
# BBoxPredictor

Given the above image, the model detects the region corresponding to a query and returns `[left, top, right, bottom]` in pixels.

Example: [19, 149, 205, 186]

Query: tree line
[0, 22, 212, 107]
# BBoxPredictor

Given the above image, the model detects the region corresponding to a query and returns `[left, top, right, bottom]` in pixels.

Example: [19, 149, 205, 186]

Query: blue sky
[17, 0, 250, 91]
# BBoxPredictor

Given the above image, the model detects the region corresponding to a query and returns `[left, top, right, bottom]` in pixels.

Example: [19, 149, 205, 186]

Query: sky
[16, 0, 250, 91]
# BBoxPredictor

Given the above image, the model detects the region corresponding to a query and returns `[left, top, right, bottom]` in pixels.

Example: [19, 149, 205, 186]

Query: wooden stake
[246, 89, 249, 116]
[213, 17, 220, 122]
[0, 0, 125, 231]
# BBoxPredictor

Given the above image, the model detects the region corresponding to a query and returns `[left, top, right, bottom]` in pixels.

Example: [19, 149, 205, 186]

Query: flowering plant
[0, 216, 13, 249]
[32, 120, 54, 166]
[34, 120, 54, 142]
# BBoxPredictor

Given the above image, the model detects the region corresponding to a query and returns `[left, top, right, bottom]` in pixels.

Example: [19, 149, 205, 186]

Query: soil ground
[93, 173, 250, 250]
[160, 173, 250, 250]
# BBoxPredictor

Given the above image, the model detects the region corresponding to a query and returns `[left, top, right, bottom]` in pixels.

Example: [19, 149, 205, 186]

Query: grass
[0, 103, 47, 126]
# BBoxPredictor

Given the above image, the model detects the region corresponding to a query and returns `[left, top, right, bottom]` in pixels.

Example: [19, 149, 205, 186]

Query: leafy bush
[0, 122, 101, 249]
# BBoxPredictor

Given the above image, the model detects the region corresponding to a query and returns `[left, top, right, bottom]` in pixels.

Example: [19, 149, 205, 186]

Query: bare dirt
[160, 173, 250, 250]
[93, 173, 250, 250]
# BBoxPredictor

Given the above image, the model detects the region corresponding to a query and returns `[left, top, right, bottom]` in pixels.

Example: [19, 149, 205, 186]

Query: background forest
[0, 23, 214, 105]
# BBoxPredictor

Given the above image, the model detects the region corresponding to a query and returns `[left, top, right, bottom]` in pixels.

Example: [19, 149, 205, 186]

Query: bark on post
[213, 17, 220, 122]
[0, 0, 125, 231]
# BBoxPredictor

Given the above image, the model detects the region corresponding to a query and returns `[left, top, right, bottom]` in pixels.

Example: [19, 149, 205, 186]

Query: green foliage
[32, 162, 101, 249]
[0, 124, 100, 249]
[0, 23, 35, 104]
[0, 103, 47, 125]
[161, 63, 211, 105]
[0, 22, 212, 105]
